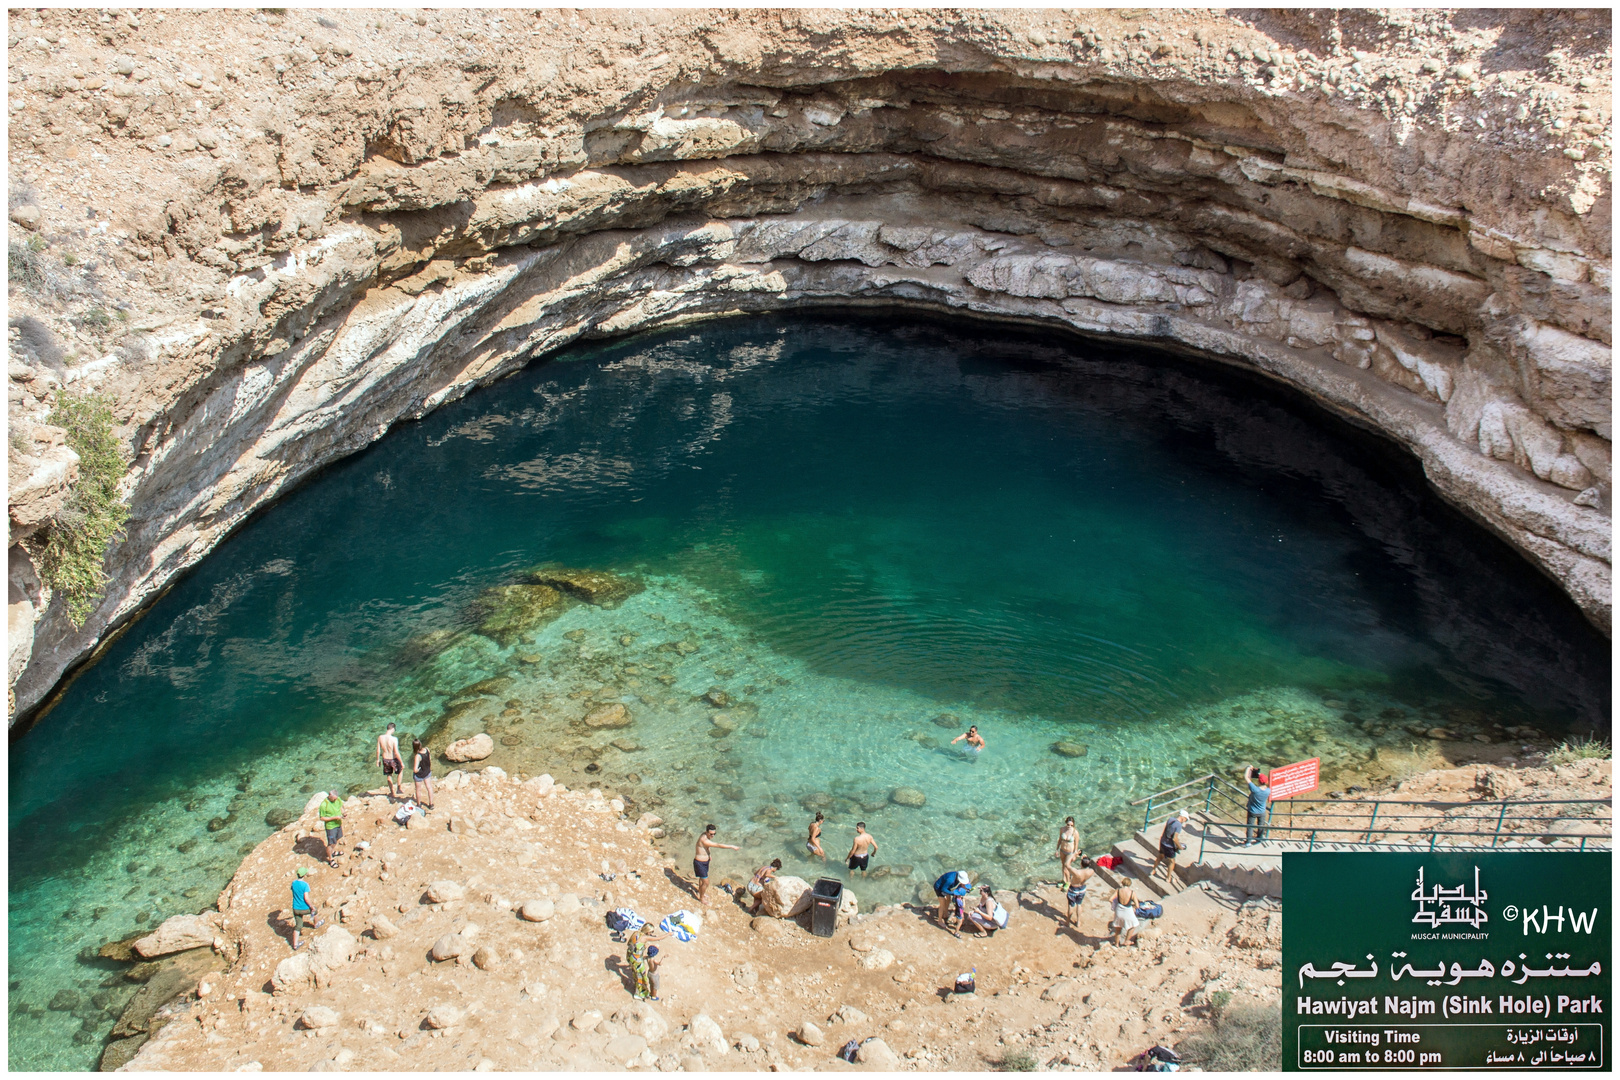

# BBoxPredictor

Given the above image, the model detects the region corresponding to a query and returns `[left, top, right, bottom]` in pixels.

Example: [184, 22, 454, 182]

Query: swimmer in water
[806, 811, 826, 860]
[950, 725, 985, 754]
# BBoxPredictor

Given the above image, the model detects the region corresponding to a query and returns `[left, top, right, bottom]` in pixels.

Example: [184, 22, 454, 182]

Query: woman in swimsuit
[1110, 876, 1141, 947]
[746, 858, 782, 915]
[1056, 816, 1078, 867]
[411, 739, 435, 812]
[806, 811, 826, 859]
[950, 725, 985, 754]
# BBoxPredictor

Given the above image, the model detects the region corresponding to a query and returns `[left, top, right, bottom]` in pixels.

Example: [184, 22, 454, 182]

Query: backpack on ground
[1136, 901, 1164, 919]
[837, 1040, 861, 1063]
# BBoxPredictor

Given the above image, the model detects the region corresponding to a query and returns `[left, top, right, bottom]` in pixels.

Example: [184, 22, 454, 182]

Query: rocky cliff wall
[7, 8, 1612, 722]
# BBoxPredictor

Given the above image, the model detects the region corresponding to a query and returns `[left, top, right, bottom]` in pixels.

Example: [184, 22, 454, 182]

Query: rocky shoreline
[91, 749, 1606, 1072]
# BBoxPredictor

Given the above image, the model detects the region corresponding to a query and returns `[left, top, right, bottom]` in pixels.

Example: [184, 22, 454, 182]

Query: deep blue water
[9, 314, 1609, 1069]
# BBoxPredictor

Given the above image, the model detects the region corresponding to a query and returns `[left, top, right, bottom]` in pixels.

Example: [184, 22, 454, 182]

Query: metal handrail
[1192, 812, 1612, 859]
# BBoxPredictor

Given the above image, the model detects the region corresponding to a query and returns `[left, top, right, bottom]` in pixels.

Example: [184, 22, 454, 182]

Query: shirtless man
[1055, 815, 1079, 872]
[846, 822, 878, 878]
[1064, 854, 1096, 927]
[806, 811, 826, 860]
[692, 824, 738, 906]
[375, 722, 404, 801]
[950, 725, 985, 754]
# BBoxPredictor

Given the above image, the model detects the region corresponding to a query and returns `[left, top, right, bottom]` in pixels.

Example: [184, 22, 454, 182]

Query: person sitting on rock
[747, 858, 782, 915]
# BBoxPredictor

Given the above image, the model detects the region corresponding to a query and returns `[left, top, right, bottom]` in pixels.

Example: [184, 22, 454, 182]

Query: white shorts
[1112, 904, 1139, 930]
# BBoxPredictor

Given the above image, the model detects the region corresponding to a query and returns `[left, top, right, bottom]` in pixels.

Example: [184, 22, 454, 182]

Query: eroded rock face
[6, 9, 1611, 722]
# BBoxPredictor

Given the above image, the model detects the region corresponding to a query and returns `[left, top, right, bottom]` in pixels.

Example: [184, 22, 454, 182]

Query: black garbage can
[810, 877, 843, 938]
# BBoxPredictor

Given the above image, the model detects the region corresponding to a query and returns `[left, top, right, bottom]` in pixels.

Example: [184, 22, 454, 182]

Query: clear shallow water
[9, 314, 1609, 1069]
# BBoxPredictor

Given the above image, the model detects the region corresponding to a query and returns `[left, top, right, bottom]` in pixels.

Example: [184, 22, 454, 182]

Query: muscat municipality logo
[1412, 866, 1489, 931]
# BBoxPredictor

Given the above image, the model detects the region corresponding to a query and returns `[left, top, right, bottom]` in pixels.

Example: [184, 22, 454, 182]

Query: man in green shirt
[319, 791, 345, 866]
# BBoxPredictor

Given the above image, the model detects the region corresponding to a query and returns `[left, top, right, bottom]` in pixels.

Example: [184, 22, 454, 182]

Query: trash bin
[810, 877, 842, 938]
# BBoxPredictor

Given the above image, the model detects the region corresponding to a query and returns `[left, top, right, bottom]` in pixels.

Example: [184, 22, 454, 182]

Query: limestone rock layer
[6, 8, 1612, 721]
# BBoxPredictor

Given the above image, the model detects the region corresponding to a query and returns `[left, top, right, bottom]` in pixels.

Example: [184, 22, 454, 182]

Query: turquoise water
[9, 314, 1609, 1069]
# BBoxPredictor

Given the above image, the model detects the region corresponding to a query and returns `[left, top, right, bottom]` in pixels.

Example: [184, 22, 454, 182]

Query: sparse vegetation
[1547, 736, 1611, 765]
[1209, 989, 1234, 1012]
[76, 306, 112, 332]
[9, 241, 45, 291]
[61, 251, 79, 266]
[997, 1049, 1039, 1071]
[1179, 1002, 1281, 1072]
[32, 391, 130, 626]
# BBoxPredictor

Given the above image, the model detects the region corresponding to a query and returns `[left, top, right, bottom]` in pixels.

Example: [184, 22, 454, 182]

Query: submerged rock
[584, 703, 632, 729]
[264, 807, 297, 828]
[445, 733, 495, 762]
[1051, 741, 1089, 758]
[890, 787, 927, 808]
[524, 565, 644, 608]
[456, 676, 514, 698]
[702, 687, 731, 708]
[467, 584, 570, 646]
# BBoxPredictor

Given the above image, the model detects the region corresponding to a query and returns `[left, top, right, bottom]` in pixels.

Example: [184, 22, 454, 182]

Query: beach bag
[990, 900, 1009, 928]
[1136, 901, 1164, 920]
[606, 908, 645, 933]
[954, 971, 976, 994]
[392, 801, 418, 825]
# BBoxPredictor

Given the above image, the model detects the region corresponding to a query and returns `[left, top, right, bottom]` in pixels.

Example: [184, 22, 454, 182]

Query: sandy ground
[116, 769, 1284, 1072]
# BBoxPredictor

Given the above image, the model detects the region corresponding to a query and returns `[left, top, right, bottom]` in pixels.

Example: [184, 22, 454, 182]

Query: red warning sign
[1268, 757, 1320, 800]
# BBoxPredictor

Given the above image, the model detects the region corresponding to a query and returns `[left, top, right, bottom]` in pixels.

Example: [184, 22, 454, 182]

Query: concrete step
[1111, 838, 1182, 899]
[1133, 830, 1195, 895]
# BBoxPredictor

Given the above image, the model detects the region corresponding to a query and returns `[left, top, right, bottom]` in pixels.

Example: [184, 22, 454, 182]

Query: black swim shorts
[382, 757, 402, 776]
[848, 854, 870, 871]
[693, 859, 710, 880]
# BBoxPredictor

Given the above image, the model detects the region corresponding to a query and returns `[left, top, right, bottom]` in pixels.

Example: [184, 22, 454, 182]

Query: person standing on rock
[289, 866, 323, 950]
[1244, 767, 1272, 845]
[1150, 809, 1190, 882]
[806, 811, 826, 860]
[847, 822, 879, 878]
[411, 739, 435, 813]
[376, 722, 404, 802]
[693, 824, 738, 906]
[318, 790, 345, 867]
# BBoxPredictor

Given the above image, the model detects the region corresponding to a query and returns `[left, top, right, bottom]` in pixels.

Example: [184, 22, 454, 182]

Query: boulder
[572, 1009, 603, 1031]
[405, 811, 430, 831]
[472, 945, 499, 970]
[554, 893, 582, 915]
[424, 1004, 462, 1029]
[425, 881, 465, 903]
[272, 928, 356, 994]
[759, 875, 813, 918]
[1051, 741, 1088, 758]
[133, 911, 223, 958]
[468, 584, 569, 646]
[519, 899, 555, 922]
[369, 916, 399, 940]
[584, 703, 632, 728]
[524, 773, 555, 796]
[856, 1038, 900, 1069]
[856, 948, 894, 971]
[297, 1005, 340, 1030]
[606, 1034, 650, 1063]
[525, 566, 644, 607]
[10, 204, 41, 229]
[796, 1021, 826, 1047]
[890, 787, 927, 808]
[831, 1004, 870, 1024]
[686, 1013, 727, 1055]
[482, 765, 507, 779]
[445, 734, 494, 763]
[430, 934, 472, 962]
[703, 687, 732, 708]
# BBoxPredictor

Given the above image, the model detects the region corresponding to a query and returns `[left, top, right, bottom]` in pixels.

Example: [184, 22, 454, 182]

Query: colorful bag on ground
[1136, 901, 1164, 919]
[606, 908, 645, 933]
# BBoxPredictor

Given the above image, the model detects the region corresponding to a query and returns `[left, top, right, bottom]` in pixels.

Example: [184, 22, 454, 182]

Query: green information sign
[1284, 851, 1609, 1070]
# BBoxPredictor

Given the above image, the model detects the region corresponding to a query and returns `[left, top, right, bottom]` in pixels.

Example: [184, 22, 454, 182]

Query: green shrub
[1547, 736, 1611, 766]
[997, 1050, 1039, 1072]
[1178, 1002, 1281, 1072]
[33, 392, 130, 626]
[1209, 989, 1234, 1013]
